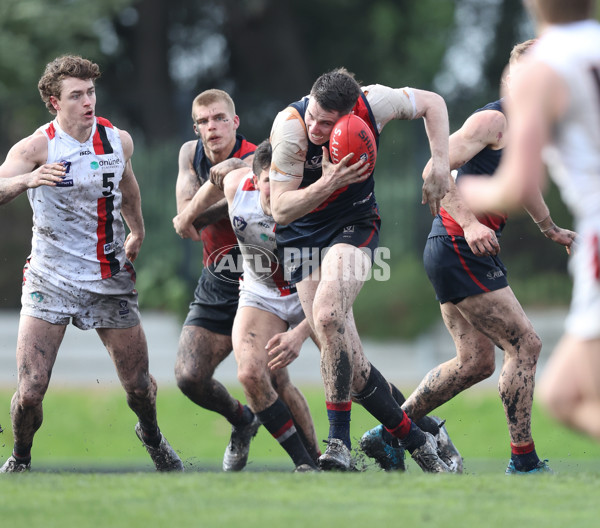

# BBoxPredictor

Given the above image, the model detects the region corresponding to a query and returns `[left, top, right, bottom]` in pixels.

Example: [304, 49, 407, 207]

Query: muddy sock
[230, 401, 254, 427]
[138, 423, 162, 447]
[258, 398, 317, 468]
[387, 418, 427, 454]
[326, 401, 352, 450]
[13, 443, 32, 464]
[511, 442, 540, 471]
[389, 383, 439, 439]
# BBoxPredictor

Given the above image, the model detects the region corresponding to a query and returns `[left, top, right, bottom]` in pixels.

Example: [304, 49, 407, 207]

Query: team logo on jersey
[305, 155, 323, 170]
[232, 216, 248, 231]
[103, 242, 116, 255]
[207, 244, 278, 284]
[118, 300, 130, 316]
[56, 160, 73, 187]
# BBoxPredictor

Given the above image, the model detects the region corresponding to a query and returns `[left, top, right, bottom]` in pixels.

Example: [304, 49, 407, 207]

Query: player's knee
[15, 386, 45, 409]
[313, 307, 344, 340]
[237, 365, 265, 392]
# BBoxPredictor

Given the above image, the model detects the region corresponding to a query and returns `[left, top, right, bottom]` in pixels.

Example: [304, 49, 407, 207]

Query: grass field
[0, 384, 599, 527]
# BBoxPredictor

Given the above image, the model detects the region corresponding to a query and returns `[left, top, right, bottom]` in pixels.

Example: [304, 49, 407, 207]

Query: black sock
[397, 421, 427, 453]
[389, 384, 406, 406]
[257, 398, 316, 468]
[511, 442, 540, 471]
[389, 382, 440, 435]
[13, 443, 32, 464]
[231, 402, 254, 427]
[352, 365, 404, 428]
[139, 423, 162, 447]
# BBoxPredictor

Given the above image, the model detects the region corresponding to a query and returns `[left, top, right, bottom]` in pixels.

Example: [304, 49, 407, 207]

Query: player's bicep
[0, 137, 43, 179]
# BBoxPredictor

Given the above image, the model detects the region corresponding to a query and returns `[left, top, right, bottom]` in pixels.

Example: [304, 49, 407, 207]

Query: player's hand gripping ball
[329, 114, 377, 175]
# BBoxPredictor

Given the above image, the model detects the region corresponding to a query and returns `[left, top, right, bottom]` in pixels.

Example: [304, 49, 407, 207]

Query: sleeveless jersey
[192, 134, 256, 274]
[533, 20, 600, 222]
[229, 173, 295, 296]
[275, 92, 380, 250]
[27, 117, 127, 282]
[431, 100, 508, 237]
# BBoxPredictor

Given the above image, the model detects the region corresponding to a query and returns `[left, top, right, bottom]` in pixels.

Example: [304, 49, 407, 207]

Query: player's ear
[232, 115, 240, 130]
[193, 124, 200, 137]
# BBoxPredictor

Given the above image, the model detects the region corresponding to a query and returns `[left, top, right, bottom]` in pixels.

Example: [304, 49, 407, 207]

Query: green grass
[0, 385, 599, 527]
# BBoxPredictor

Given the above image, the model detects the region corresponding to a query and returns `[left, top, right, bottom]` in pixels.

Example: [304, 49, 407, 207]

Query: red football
[329, 114, 377, 175]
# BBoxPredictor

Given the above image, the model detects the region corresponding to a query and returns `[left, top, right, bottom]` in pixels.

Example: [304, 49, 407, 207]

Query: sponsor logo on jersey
[343, 225, 355, 234]
[99, 156, 121, 168]
[80, 150, 92, 156]
[103, 242, 116, 255]
[90, 161, 100, 170]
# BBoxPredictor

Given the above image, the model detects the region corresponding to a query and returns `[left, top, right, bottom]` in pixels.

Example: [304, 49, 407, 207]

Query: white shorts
[565, 223, 600, 339]
[21, 261, 141, 330]
[238, 279, 305, 328]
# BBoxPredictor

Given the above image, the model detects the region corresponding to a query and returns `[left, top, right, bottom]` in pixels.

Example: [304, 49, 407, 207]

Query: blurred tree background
[0, 0, 580, 338]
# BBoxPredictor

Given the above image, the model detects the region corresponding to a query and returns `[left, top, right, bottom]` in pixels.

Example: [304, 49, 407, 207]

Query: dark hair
[310, 67, 362, 114]
[252, 139, 272, 176]
[38, 55, 101, 115]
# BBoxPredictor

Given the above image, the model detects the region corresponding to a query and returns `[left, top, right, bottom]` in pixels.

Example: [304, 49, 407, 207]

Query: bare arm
[412, 89, 450, 216]
[118, 131, 145, 262]
[523, 188, 577, 254]
[430, 109, 506, 256]
[0, 133, 66, 206]
[175, 141, 202, 214]
[459, 62, 568, 213]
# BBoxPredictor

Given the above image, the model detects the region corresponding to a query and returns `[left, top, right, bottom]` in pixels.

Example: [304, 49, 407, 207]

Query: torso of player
[27, 117, 127, 281]
[436, 100, 508, 237]
[534, 20, 600, 221]
[229, 174, 295, 296]
[192, 134, 255, 268]
[270, 85, 416, 246]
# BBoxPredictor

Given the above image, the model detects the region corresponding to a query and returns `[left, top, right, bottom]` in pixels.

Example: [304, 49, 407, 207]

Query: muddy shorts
[21, 261, 141, 330]
[238, 279, 304, 329]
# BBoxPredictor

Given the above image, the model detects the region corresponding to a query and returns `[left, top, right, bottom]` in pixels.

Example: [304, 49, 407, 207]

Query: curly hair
[38, 55, 101, 115]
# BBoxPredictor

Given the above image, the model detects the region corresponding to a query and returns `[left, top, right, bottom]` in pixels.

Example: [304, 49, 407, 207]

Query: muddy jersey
[532, 20, 600, 223]
[229, 173, 295, 297]
[430, 100, 508, 238]
[27, 117, 127, 283]
[270, 84, 417, 251]
[192, 134, 256, 278]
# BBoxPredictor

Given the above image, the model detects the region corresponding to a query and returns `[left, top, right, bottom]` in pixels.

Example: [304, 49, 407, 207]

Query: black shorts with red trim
[423, 234, 508, 304]
[281, 213, 381, 285]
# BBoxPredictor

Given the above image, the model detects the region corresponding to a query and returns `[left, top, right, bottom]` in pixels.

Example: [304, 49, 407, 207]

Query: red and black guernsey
[275, 92, 381, 252]
[430, 99, 508, 238]
[94, 117, 120, 279]
[192, 134, 256, 280]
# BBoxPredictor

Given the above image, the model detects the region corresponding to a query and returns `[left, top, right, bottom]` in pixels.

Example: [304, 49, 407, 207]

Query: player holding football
[459, 0, 600, 444]
[0, 55, 182, 473]
[268, 68, 454, 472]
[175, 139, 321, 471]
[362, 39, 576, 474]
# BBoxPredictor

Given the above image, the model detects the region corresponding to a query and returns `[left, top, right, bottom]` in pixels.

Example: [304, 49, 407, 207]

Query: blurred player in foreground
[459, 0, 600, 442]
[363, 39, 575, 475]
[174, 140, 320, 471]
[0, 55, 182, 472]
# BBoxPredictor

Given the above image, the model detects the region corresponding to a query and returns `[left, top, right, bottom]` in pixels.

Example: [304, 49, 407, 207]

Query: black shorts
[281, 214, 381, 285]
[423, 235, 508, 304]
[183, 267, 240, 335]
